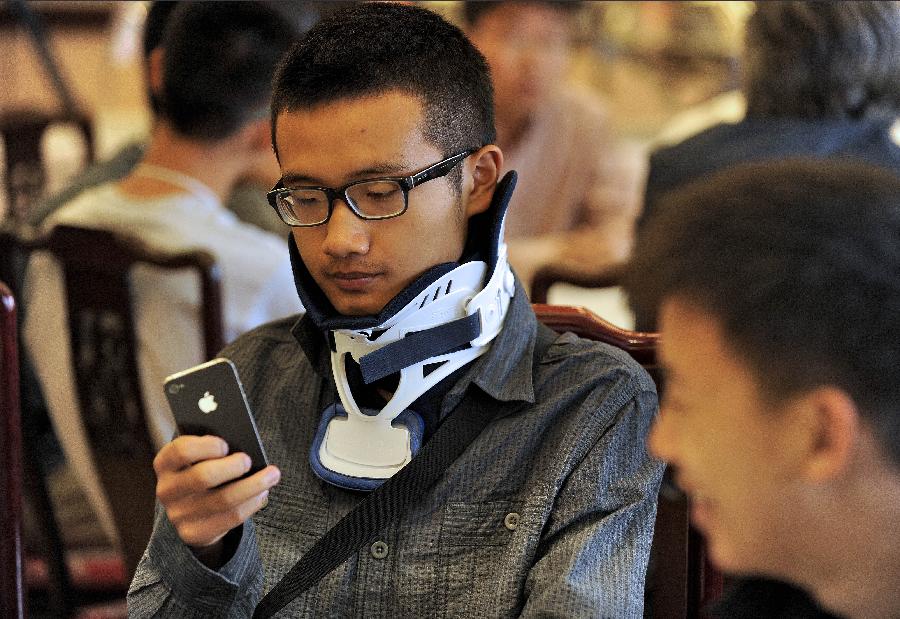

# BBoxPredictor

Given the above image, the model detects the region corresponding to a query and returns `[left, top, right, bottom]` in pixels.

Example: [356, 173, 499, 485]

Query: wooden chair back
[529, 263, 626, 304]
[532, 303, 723, 618]
[1, 281, 25, 618]
[11, 225, 224, 578]
[0, 110, 95, 223]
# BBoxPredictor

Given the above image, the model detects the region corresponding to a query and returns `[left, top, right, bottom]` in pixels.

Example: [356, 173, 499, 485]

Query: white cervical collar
[317, 244, 516, 482]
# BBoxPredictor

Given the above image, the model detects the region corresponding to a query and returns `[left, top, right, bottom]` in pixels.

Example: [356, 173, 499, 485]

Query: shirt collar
[441, 280, 537, 413]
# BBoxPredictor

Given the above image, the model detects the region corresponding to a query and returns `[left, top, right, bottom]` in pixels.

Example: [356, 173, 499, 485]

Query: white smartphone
[163, 358, 268, 474]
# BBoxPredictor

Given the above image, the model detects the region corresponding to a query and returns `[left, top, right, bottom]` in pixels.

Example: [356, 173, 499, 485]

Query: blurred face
[651, 297, 803, 574]
[467, 3, 571, 115]
[275, 92, 473, 316]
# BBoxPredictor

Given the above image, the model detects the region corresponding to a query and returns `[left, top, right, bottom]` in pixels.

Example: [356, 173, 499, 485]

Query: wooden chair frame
[529, 263, 626, 304]
[1, 110, 95, 223]
[1, 281, 25, 618]
[3, 224, 224, 612]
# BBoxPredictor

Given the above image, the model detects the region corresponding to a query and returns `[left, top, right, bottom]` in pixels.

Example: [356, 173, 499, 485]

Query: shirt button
[504, 512, 520, 531]
[370, 540, 389, 559]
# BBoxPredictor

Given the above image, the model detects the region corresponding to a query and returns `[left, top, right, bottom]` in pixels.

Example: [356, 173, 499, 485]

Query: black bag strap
[253, 322, 558, 619]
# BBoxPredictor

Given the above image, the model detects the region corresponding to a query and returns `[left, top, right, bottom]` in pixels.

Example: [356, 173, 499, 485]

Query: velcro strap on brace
[358, 312, 482, 384]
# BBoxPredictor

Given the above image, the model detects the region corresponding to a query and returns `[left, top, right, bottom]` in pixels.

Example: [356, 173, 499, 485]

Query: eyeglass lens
[276, 179, 406, 225]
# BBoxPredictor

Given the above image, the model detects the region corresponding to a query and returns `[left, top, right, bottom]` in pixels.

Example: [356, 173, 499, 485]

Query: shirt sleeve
[519, 388, 664, 618]
[127, 503, 264, 618]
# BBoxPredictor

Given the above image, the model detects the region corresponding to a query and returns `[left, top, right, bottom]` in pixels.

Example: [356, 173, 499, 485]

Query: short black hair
[142, 1, 178, 60]
[159, 2, 296, 141]
[744, 1, 900, 120]
[625, 159, 900, 466]
[270, 1, 495, 187]
[462, 1, 581, 27]
[142, 1, 180, 115]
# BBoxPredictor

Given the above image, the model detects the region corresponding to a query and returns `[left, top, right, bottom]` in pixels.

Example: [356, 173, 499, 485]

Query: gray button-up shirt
[128, 288, 663, 618]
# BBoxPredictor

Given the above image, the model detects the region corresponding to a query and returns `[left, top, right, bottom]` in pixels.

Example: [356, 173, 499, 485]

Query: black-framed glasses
[267, 148, 478, 227]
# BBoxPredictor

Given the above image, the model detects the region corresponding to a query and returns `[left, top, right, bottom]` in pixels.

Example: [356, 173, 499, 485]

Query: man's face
[467, 3, 570, 115]
[651, 298, 804, 575]
[275, 92, 472, 316]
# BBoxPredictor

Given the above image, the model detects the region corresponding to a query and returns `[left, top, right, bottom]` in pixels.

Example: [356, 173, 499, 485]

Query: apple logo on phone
[198, 391, 218, 414]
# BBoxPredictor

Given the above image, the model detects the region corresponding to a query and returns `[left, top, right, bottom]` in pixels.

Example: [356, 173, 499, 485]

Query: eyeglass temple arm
[407, 148, 478, 188]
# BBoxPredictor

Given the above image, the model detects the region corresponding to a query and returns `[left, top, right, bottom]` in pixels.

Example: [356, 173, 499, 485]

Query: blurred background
[0, 0, 752, 222]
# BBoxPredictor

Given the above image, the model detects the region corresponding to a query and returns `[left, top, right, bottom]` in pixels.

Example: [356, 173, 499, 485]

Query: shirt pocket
[252, 485, 328, 593]
[438, 500, 523, 619]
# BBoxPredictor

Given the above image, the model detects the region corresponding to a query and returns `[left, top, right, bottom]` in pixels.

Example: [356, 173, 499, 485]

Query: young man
[128, 4, 663, 617]
[463, 1, 641, 292]
[24, 2, 300, 550]
[625, 160, 900, 618]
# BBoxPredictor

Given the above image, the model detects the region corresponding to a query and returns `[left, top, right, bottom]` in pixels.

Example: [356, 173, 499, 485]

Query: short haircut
[159, 2, 296, 141]
[270, 2, 495, 189]
[461, 1, 581, 27]
[744, 1, 900, 120]
[625, 160, 900, 466]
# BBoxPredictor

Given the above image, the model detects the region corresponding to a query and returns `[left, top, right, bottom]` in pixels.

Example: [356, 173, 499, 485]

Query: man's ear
[463, 145, 503, 219]
[795, 386, 860, 482]
[148, 47, 165, 101]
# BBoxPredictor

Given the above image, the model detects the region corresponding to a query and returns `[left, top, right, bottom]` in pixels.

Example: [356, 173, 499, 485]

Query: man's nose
[322, 198, 371, 258]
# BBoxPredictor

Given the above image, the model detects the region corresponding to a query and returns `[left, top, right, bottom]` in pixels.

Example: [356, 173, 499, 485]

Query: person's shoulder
[651, 119, 749, 163]
[209, 214, 289, 263]
[222, 314, 302, 356]
[46, 182, 122, 228]
[539, 330, 656, 396]
[28, 142, 144, 227]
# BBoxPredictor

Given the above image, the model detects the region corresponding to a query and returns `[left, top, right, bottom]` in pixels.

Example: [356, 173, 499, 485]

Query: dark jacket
[641, 117, 900, 232]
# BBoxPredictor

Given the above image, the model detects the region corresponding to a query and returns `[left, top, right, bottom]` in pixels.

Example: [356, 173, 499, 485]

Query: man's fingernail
[243, 454, 252, 469]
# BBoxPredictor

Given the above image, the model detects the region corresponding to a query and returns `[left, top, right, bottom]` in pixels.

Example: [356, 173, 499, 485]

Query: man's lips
[326, 270, 383, 292]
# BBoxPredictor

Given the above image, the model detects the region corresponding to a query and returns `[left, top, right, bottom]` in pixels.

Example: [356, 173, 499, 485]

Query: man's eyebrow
[281, 162, 412, 187]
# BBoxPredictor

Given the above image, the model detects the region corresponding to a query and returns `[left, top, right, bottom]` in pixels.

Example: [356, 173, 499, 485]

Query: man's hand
[154, 435, 281, 551]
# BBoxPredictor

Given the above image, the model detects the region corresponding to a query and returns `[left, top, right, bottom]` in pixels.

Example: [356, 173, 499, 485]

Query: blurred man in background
[26, 1, 338, 234]
[24, 1, 300, 551]
[464, 1, 643, 293]
[641, 1, 900, 236]
[627, 160, 900, 619]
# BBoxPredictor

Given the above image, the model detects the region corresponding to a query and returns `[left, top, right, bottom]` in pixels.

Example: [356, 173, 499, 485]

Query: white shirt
[23, 183, 301, 546]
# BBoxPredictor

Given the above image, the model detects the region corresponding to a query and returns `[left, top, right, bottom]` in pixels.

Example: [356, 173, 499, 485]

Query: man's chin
[330, 295, 387, 317]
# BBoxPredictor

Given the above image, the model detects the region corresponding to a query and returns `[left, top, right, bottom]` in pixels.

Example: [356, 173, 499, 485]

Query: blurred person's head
[155, 2, 295, 142]
[269, 2, 502, 316]
[743, 1, 900, 120]
[142, 1, 179, 115]
[463, 1, 580, 134]
[625, 159, 900, 617]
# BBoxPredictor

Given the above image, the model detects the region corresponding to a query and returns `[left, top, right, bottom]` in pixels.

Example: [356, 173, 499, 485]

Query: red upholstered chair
[1, 281, 25, 618]
[532, 303, 724, 618]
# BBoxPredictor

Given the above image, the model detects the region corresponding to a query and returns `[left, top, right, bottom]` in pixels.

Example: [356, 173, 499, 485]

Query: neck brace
[290, 172, 518, 490]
